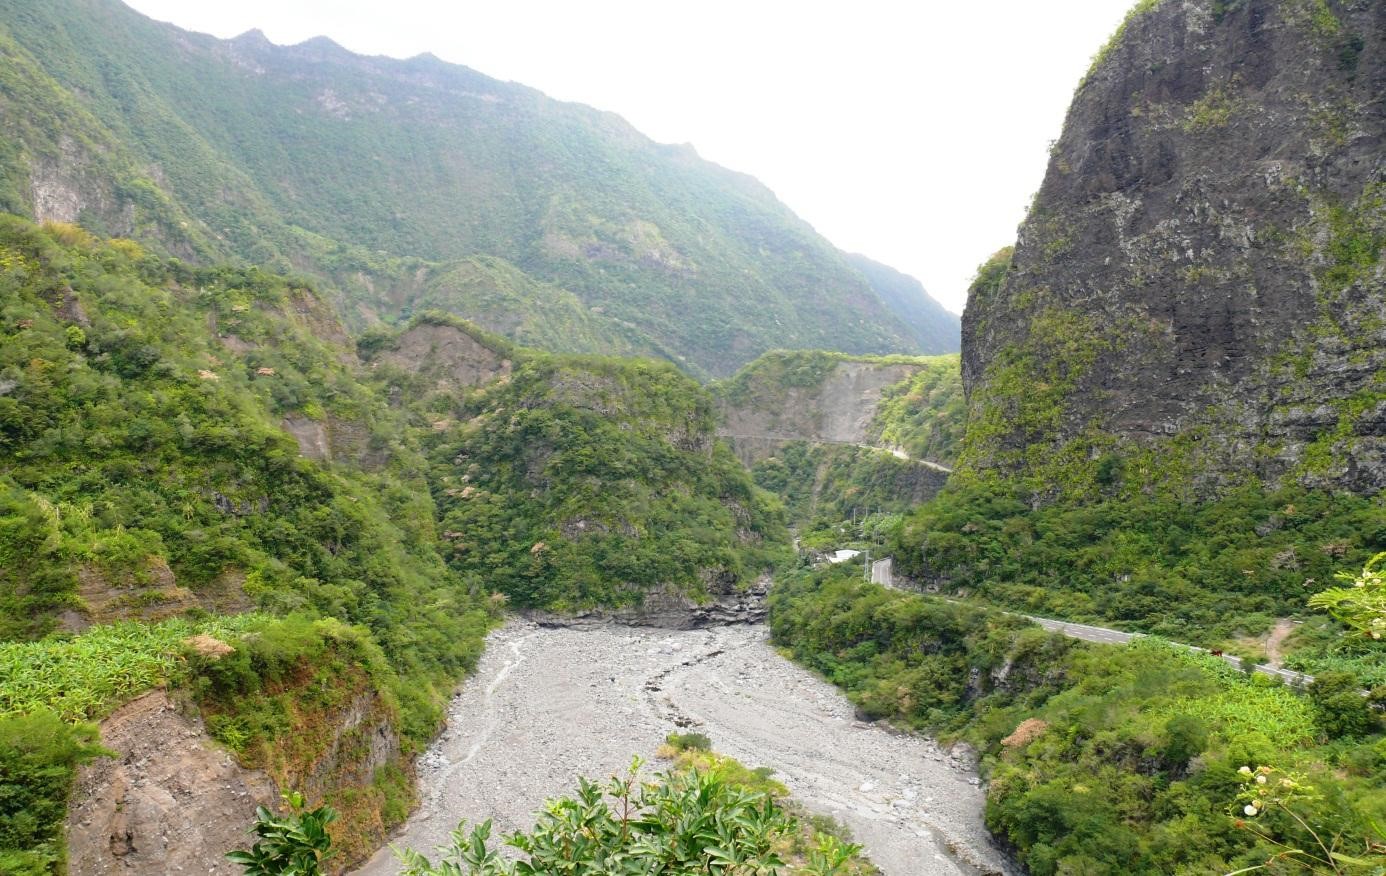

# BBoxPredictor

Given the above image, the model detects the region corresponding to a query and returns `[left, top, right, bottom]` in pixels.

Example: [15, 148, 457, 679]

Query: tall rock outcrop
[961, 0, 1385, 496]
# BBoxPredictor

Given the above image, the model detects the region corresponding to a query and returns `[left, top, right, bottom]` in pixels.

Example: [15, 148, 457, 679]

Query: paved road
[879, 583, 1318, 688]
[724, 432, 954, 473]
[1020, 614, 1315, 687]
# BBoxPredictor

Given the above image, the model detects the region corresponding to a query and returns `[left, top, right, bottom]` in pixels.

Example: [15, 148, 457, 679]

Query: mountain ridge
[0, 0, 959, 375]
[843, 253, 961, 353]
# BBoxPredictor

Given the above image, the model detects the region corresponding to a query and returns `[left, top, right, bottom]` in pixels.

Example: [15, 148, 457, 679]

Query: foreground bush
[229, 756, 868, 876]
[227, 792, 336, 876]
[398, 763, 796, 876]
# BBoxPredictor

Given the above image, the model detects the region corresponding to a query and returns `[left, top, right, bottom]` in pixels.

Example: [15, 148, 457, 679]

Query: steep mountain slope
[0, 218, 791, 871]
[0, 217, 497, 867]
[960, 0, 1386, 497]
[843, 253, 960, 353]
[888, 0, 1386, 647]
[0, 0, 941, 375]
[360, 317, 788, 613]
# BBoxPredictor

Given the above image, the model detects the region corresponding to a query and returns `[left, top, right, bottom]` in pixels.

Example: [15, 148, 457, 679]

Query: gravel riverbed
[354, 621, 1014, 876]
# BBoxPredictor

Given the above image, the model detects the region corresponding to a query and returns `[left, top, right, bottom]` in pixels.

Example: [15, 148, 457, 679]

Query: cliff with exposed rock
[961, 0, 1385, 498]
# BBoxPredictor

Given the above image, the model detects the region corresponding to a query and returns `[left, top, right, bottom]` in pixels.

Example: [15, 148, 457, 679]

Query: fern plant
[1310, 553, 1386, 640]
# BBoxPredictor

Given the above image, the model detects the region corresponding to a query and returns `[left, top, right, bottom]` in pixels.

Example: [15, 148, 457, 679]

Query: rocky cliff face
[66, 691, 279, 876]
[962, 0, 1385, 496]
[373, 319, 513, 390]
[67, 683, 408, 875]
[717, 355, 925, 465]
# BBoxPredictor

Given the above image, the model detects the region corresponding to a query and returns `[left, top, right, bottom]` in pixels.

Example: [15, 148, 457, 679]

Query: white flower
[1244, 804, 1259, 816]
[1255, 775, 1267, 784]
[1238, 766, 1253, 775]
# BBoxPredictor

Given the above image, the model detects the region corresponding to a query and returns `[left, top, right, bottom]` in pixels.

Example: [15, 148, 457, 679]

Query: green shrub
[0, 711, 108, 874]
[227, 791, 336, 876]
[395, 760, 862, 876]
[1310, 672, 1378, 739]
[664, 731, 712, 752]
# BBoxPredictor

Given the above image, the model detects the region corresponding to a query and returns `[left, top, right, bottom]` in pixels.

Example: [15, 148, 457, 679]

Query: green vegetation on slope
[0, 615, 264, 722]
[401, 256, 640, 356]
[751, 445, 937, 553]
[0, 217, 503, 870]
[0, 712, 105, 875]
[714, 350, 934, 408]
[0, 0, 950, 375]
[842, 253, 960, 354]
[0, 216, 804, 869]
[713, 349, 964, 466]
[186, 615, 429, 864]
[418, 354, 789, 610]
[889, 480, 1386, 661]
[0, 612, 445, 872]
[714, 349, 856, 409]
[865, 358, 965, 466]
[770, 568, 1386, 875]
[714, 350, 963, 548]
[0, 218, 491, 714]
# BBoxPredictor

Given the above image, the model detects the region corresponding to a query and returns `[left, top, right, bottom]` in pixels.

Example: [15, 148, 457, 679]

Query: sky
[124, 0, 1134, 315]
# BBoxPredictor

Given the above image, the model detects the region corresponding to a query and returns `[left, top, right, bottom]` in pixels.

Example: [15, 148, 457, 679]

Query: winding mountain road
[895, 587, 1317, 687]
[1022, 612, 1315, 685]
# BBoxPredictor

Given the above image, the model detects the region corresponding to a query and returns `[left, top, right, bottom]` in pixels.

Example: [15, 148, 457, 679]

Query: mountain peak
[231, 27, 270, 46]
[290, 34, 351, 57]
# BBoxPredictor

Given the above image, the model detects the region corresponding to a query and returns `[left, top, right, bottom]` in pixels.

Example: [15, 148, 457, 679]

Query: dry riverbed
[355, 622, 1013, 876]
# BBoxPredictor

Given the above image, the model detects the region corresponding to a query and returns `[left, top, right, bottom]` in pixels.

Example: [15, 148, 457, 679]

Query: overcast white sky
[124, 0, 1133, 314]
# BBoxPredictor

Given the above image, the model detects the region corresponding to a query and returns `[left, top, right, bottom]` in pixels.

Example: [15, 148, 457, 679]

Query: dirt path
[1264, 618, 1297, 667]
[354, 622, 1013, 876]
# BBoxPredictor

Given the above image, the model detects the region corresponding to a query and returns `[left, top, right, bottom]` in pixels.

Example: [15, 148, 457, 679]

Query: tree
[1308, 672, 1377, 740]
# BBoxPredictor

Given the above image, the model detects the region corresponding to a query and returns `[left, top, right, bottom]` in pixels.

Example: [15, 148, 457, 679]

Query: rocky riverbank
[354, 621, 1014, 876]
